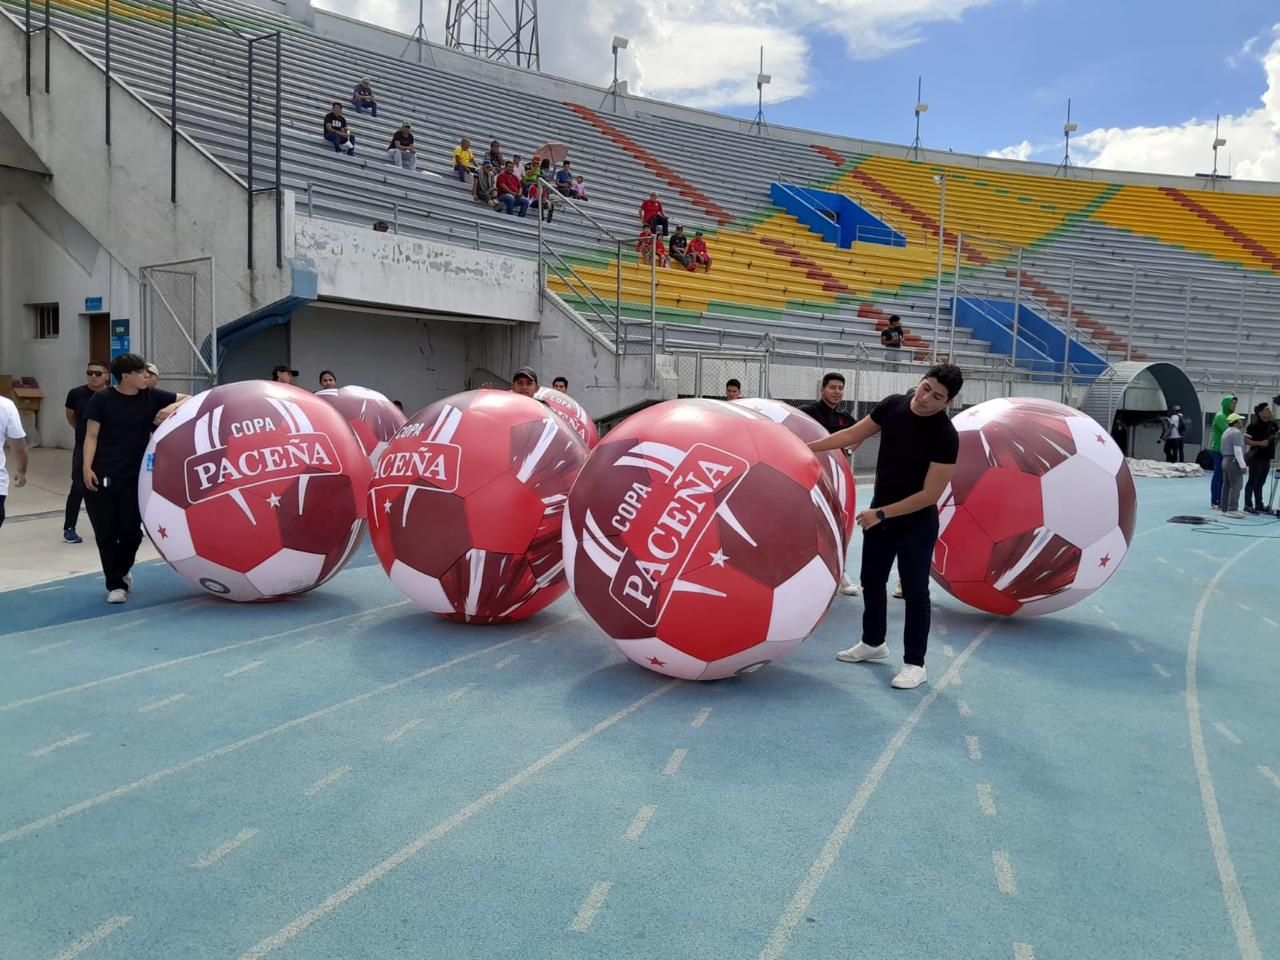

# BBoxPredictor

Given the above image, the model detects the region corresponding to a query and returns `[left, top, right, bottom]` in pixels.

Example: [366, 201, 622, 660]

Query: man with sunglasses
[62, 360, 111, 544]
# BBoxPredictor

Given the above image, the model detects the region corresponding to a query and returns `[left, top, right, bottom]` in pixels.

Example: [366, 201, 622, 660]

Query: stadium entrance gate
[139, 257, 218, 393]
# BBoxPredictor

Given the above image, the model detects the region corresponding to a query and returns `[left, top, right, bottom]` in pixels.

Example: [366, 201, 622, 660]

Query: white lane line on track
[662, 749, 688, 776]
[977, 783, 997, 816]
[965, 735, 982, 761]
[958, 700, 972, 718]
[992, 850, 1018, 894]
[1128, 639, 1145, 654]
[446, 686, 471, 703]
[1259, 766, 1280, 792]
[237, 682, 676, 959]
[757, 624, 996, 960]
[50, 916, 133, 960]
[1153, 663, 1171, 678]
[624, 804, 657, 841]
[569, 882, 612, 933]
[2, 597, 206, 642]
[222, 660, 264, 678]
[108, 616, 150, 632]
[691, 707, 712, 728]
[137, 693, 186, 715]
[383, 719, 425, 743]
[1013, 944, 1036, 960]
[494, 654, 520, 670]
[31, 732, 90, 757]
[1264, 617, 1279, 629]
[27, 638, 77, 655]
[304, 767, 352, 797]
[192, 828, 260, 869]
[1214, 723, 1242, 745]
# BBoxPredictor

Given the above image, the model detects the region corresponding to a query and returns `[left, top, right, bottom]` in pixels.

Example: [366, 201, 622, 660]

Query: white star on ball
[266, 493, 282, 508]
[709, 549, 728, 567]
[383, 499, 393, 514]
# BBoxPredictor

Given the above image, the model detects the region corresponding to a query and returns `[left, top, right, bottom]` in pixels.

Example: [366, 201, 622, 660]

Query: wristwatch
[875, 509, 887, 522]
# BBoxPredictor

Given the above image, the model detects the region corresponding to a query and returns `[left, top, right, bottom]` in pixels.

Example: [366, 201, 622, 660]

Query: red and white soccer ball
[732, 397, 856, 544]
[563, 398, 843, 680]
[368, 390, 587, 623]
[139, 381, 371, 601]
[316, 385, 406, 464]
[931, 397, 1137, 617]
[535, 386, 600, 450]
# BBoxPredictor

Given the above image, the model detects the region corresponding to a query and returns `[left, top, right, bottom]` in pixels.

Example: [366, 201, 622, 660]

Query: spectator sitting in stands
[636, 227, 669, 267]
[474, 159, 501, 210]
[487, 140, 504, 169]
[323, 102, 356, 155]
[351, 79, 377, 117]
[534, 157, 556, 223]
[319, 370, 337, 389]
[386, 122, 417, 170]
[572, 175, 588, 201]
[687, 231, 711, 272]
[373, 220, 390, 232]
[510, 154, 523, 180]
[640, 192, 669, 235]
[668, 225, 692, 270]
[496, 161, 529, 217]
[452, 137, 475, 182]
[555, 160, 574, 197]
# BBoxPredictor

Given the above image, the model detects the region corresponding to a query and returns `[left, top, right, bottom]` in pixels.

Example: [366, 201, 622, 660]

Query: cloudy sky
[316, 0, 1280, 181]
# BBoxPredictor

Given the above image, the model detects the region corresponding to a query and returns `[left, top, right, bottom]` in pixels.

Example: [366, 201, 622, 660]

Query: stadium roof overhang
[1079, 360, 1203, 446]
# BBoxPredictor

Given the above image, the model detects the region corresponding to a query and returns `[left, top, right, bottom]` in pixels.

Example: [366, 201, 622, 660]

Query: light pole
[751, 46, 771, 136]
[932, 173, 946, 358]
[909, 77, 928, 161]
[1211, 114, 1227, 185]
[1055, 98, 1078, 177]
[608, 35, 628, 113]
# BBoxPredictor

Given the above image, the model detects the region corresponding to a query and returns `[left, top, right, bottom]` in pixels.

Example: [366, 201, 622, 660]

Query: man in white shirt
[0, 395, 29, 529]
[1163, 404, 1185, 463]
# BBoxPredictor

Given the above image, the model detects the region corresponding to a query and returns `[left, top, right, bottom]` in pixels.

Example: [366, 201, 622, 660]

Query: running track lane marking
[977, 783, 996, 816]
[1013, 944, 1035, 960]
[494, 654, 520, 670]
[0, 604, 411, 713]
[1264, 617, 1279, 629]
[1153, 664, 1171, 678]
[446, 686, 471, 703]
[1186, 536, 1266, 960]
[662, 749, 688, 776]
[137, 693, 186, 715]
[222, 660, 264, 678]
[1214, 723, 1242, 745]
[942, 644, 955, 658]
[1259, 767, 1280, 792]
[691, 707, 712, 728]
[1, 597, 205, 642]
[27, 638, 77, 655]
[965, 735, 982, 761]
[992, 850, 1017, 894]
[31, 733, 90, 757]
[304, 767, 352, 797]
[0, 626, 546, 845]
[383, 718, 426, 743]
[50, 916, 132, 960]
[958, 700, 972, 718]
[192, 828, 260, 868]
[237, 682, 676, 959]
[624, 804, 657, 841]
[569, 882, 613, 933]
[108, 616, 150, 632]
[757, 623, 996, 960]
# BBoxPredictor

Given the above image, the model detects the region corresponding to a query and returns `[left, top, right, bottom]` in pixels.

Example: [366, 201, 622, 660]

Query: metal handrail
[535, 175, 622, 241]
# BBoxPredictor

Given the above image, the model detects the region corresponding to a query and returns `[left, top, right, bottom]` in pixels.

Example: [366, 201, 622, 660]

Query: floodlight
[757, 73, 772, 86]
[1213, 137, 1227, 148]
[1064, 122, 1078, 134]
[612, 35, 629, 51]
[915, 102, 929, 114]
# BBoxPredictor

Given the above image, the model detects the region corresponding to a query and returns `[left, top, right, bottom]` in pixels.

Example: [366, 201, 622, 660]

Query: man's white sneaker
[1224, 510, 1246, 518]
[891, 665, 928, 689]
[836, 642, 889, 663]
[838, 573, 861, 596]
[123, 573, 134, 592]
[892, 582, 904, 599]
[106, 589, 128, 604]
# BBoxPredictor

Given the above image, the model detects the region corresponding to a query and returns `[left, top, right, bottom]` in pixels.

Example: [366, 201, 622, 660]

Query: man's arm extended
[809, 415, 880, 454]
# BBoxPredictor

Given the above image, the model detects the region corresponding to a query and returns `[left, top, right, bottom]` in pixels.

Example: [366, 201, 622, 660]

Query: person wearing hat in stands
[687, 231, 711, 272]
[387, 123, 417, 171]
[1219, 412, 1248, 517]
[271, 365, 299, 384]
[510, 366, 538, 398]
[1244, 402, 1277, 514]
[474, 158, 501, 210]
[1163, 403, 1186, 463]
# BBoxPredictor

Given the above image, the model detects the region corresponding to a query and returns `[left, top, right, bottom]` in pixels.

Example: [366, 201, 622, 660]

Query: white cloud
[986, 25, 1280, 181]
[1226, 34, 1260, 69]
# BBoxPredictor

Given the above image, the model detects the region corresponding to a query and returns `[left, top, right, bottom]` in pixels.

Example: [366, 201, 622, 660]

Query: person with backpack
[1162, 404, 1186, 463]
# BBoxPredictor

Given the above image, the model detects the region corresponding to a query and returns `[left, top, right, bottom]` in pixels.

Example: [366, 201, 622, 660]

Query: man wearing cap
[474, 159, 500, 210]
[271, 365, 299, 384]
[1244, 403, 1277, 514]
[1163, 403, 1186, 463]
[351, 78, 377, 117]
[510, 367, 538, 397]
[687, 231, 711, 272]
[1219, 412, 1248, 517]
[387, 123, 417, 171]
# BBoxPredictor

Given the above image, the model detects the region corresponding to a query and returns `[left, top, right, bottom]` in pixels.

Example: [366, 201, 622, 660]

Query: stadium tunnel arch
[1080, 360, 1202, 447]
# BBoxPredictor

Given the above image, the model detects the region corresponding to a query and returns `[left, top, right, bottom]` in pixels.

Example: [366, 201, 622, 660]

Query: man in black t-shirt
[880, 315, 905, 362]
[386, 123, 417, 171]
[1243, 403, 1277, 514]
[809, 363, 963, 689]
[62, 359, 110, 544]
[322, 102, 356, 155]
[82, 353, 189, 603]
[801, 373, 859, 597]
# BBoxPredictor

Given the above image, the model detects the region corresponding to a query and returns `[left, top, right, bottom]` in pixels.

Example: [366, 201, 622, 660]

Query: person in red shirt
[495, 160, 529, 217]
[687, 231, 711, 272]
[639, 192, 668, 235]
[636, 227, 669, 267]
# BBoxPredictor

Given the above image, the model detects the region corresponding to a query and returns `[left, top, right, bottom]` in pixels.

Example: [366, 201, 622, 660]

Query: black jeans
[65, 457, 85, 531]
[84, 477, 143, 591]
[1245, 458, 1272, 511]
[859, 508, 939, 667]
[1164, 438, 1184, 463]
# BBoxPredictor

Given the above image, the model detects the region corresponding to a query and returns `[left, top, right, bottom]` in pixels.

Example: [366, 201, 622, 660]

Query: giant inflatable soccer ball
[931, 397, 1137, 617]
[369, 390, 587, 623]
[733, 397, 856, 544]
[535, 386, 600, 449]
[564, 398, 844, 680]
[316, 385, 406, 464]
[139, 381, 372, 601]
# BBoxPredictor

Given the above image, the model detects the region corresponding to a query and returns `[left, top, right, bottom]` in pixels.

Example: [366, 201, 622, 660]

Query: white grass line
[0, 604, 410, 713]
[222, 660, 264, 678]
[1127, 638, 1145, 654]
[237, 682, 676, 959]
[958, 700, 972, 718]
[942, 644, 955, 658]
[31, 732, 90, 757]
[1153, 663, 1171, 679]
[50, 915, 132, 960]
[0, 624, 550, 846]
[662, 749, 688, 777]
[27, 637, 77, 655]
[1259, 767, 1280, 792]
[383, 718, 426, 743]
[304, 766, 352, 797]
[192, 828, 260, 869]
[1186, 537, 1266, 960]
[107, 616, 150, 632]
[977, 783, 996, 817]
[624, 804, 657, 841]
[137, 693, 186, 715]
[1213, 723, 1242, 745]
[1013, 943, 1036, 960]
[992, 850, 1018, 894]
[691, 707, 712, 729]
[494, 654, 520, 670]
[965, 735, 982, 761]
[446, 686, 471, 703]
[757, 624, 996, 960]
[569, 881, 612, 933]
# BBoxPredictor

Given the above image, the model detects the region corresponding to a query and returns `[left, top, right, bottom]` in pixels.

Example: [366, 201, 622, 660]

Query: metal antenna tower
[444, 0, 540, 70]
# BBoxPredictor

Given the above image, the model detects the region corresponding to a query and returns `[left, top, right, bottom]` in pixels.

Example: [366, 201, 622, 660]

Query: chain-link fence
[140, 257, 217, 394]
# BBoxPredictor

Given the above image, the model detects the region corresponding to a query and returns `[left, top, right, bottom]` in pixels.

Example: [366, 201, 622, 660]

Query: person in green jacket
[1209, 394, 1238, 509]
